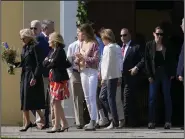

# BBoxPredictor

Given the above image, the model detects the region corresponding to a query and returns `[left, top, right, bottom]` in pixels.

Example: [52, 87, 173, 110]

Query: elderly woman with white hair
[13, 28, 46, 132]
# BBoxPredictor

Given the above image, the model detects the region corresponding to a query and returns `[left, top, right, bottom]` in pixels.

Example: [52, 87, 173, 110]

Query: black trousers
[31, 84, 50, 126]
[44, 85, 50, 126]
[122, 74, 139, 127]
[96, 81, 108, 120]
[99, 78, 119, 127]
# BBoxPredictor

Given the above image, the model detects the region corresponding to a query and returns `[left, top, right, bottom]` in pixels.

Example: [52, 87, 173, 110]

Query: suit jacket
[43, 44, 69, 82]
[37, 33, 51, 77]
[145, 40, 176, 78]
[177, 43, 184, 77]
[122, 41, 144, 75]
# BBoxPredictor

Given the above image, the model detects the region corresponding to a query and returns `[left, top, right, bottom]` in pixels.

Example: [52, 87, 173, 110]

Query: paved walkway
[1, 126, 184, 138]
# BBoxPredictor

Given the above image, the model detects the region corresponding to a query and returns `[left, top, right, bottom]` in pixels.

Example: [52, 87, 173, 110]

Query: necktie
[121, 44, 126, 57]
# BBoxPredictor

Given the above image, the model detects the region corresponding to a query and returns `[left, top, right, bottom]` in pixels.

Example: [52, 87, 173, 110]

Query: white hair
[30, 20, 41, 28]
[19, 28, 34, 38]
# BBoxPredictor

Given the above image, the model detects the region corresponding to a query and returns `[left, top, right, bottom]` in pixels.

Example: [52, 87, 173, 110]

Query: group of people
[13, 17, 184, 133]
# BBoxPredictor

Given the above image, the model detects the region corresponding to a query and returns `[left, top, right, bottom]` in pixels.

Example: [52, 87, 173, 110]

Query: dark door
[87, 1, 135, 44]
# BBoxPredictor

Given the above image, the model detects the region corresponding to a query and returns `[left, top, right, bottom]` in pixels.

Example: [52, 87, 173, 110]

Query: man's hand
[148, 77, 154, 83]
[30, 78, 36, 86]
[129, 66, 138, 76]
[178, 76, 183, 82]
[101, 80, 106, 86]
[48, 58, 53, 62]
[44, 57, 49, 61]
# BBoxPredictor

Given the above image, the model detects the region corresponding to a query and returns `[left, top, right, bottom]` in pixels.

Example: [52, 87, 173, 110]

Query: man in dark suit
[40, 20, 55, 128]
[177, 18, 184, 130]
[120, 28, 144, 127]
[30, 20, 54, 128]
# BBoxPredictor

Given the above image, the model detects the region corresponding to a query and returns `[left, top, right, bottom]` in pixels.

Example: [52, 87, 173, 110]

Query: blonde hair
[20, 28, 35, 39]
[49, 32, 64, 46]
[100, 29, 116, 43]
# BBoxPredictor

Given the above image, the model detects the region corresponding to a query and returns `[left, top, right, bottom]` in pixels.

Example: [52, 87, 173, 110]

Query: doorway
[87, 0, 184, 126]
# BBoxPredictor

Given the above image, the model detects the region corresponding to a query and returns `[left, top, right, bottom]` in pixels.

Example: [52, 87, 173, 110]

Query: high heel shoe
[59, 127, 69, 132]
[19, 122, 32, 132]
[47, 128, 61, 133]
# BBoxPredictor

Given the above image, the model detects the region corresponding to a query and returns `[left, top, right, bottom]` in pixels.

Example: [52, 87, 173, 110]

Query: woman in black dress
[14, 28, 45, 132]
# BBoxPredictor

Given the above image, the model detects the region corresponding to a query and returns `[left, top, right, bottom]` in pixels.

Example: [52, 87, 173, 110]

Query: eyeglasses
[30, 27, 37, 30]
[155, 33, 164, 36]
[120, 34, 127, 37]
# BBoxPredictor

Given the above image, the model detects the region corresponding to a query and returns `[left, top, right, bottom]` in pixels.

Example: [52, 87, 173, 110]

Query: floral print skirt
[49, 71, 70, 101]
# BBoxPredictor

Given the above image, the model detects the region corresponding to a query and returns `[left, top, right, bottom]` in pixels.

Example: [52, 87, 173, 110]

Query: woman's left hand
[101, 80, 106, 86]
[76, 53, 83, 59]
[30, 78, 36, 86]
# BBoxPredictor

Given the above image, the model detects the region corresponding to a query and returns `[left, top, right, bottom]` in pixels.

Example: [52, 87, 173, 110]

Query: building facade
[1, 1, 78, 125]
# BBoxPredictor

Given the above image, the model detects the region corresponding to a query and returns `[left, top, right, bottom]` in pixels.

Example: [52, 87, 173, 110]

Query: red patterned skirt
[49, 71, 70, 100]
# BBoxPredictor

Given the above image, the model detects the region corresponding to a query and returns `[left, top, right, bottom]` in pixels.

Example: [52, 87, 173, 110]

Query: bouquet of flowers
[1, 42, 17, 75]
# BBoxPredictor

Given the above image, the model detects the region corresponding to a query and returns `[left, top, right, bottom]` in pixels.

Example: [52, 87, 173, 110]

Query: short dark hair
[154, 26, 163, 32]
[121, 28, 131, 34]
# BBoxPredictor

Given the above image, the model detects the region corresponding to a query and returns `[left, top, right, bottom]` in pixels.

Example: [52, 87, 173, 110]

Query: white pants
[80, 68, 98, 121]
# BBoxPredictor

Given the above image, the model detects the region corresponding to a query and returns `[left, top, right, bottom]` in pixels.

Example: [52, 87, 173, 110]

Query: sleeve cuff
[135, 66, 139, 70]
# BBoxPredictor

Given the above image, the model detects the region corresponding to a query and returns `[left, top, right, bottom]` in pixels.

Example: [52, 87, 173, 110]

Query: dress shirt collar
[42, 32, 48, 38]
[123, 40, 131, 47]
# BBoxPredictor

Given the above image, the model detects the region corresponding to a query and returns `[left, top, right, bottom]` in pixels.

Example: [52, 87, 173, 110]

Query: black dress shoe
[43, 124, 50, 129]
[164, 123, 171, 129]
[76, 125, 83, 129]
[118, 120, 125, 128]
[148, 123, 155, 129]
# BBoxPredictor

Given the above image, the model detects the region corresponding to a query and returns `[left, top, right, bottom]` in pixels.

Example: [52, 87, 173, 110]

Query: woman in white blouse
[99, 29, 123, 129]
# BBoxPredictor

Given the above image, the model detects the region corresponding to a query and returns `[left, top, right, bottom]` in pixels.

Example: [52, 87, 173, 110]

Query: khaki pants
[70, 71, 84, 125]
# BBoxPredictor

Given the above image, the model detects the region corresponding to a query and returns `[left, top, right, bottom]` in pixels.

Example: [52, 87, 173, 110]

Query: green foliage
[76, 0, 90, 26]
[1, 43, 17, 75]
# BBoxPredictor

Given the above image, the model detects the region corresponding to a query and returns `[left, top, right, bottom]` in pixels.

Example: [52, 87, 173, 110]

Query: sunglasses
[120, 34, 127, 37]
[155, 33, 164, 36]
[30, 27, 37, 30]
[20, 38, 25, 41]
